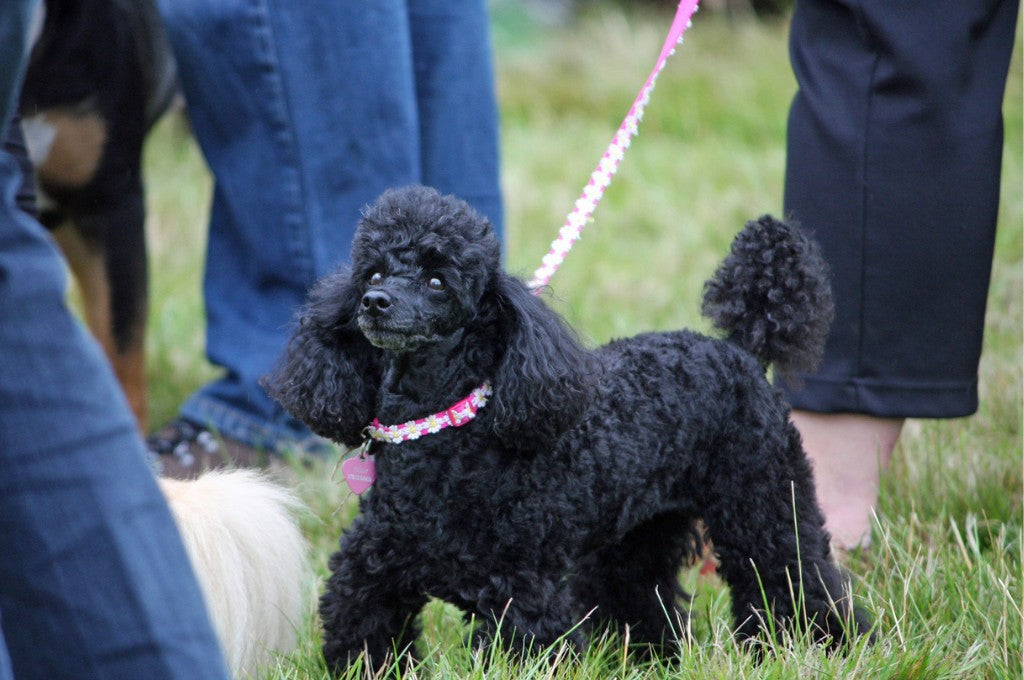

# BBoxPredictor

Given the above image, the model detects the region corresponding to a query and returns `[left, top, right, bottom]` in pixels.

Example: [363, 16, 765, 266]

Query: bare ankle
[791, 411, 904, 550]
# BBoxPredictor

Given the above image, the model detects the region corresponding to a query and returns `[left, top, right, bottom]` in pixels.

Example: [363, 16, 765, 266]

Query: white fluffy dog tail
[160, 470, 311, 678]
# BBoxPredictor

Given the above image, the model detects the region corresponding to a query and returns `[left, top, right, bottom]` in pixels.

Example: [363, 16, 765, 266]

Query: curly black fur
[702, 214, 834, 374]
[266, 186, 870, 672]
[265, 269, 382, 448]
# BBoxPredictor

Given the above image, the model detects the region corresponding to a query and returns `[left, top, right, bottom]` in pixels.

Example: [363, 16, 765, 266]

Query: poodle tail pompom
[701, 215, 834, 374]
[160, 470, 312, 678]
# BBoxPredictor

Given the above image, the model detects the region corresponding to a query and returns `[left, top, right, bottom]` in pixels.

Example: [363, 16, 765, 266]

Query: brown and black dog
[16, 0, 178, 430]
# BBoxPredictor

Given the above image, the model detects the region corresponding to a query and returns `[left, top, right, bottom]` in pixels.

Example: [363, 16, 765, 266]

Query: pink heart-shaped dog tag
[341, 456, 376, 495]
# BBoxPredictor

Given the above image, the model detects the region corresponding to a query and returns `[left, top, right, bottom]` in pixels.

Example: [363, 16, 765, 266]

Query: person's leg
[410, 0, 504, 235]
[0, 621, 11, 680]
[779, 0, 1019, 549]
[156, 0, 503, 464]
[791, 411, 903, 549]
[0, 4, 228, 678]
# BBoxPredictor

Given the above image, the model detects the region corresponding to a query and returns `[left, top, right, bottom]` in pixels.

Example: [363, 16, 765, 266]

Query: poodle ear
[487, 273, 597, 451]
[264, 268, 381, 448]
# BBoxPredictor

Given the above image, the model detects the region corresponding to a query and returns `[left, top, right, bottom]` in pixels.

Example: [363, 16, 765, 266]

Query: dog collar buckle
[446, 395, 476, 427]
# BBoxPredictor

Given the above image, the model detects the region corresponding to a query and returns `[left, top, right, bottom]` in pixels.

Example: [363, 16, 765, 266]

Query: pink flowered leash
[342, 1, 701, 494]
[529, 0, 700, 290]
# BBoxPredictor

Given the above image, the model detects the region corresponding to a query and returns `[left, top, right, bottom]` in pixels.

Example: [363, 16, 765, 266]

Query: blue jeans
[0, 3, 228, 678]
[157, 0, 504, 451]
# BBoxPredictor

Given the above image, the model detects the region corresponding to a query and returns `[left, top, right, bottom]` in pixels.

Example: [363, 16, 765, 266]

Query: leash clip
[355, 429, 374, 458]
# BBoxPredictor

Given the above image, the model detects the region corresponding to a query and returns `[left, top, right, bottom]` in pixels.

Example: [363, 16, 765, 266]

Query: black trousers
[777, 0, 1020, 418]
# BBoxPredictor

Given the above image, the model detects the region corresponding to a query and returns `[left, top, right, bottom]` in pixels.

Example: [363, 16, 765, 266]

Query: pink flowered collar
[366, 383, 493, 444]
[339, 383, 493, 495]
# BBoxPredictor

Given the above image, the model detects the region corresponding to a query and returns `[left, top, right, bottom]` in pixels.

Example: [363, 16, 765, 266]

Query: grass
[132, 4, 1021, 678]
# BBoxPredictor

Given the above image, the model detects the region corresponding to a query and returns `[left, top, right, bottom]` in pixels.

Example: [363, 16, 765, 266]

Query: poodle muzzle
[356, 287, 444, 352]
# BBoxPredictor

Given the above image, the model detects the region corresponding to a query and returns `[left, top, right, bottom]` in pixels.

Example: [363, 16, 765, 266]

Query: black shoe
[147, 418, 268, 479]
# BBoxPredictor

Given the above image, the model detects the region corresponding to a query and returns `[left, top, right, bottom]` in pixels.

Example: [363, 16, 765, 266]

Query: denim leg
[411, 0, 504, 227]
[157, 0, 503, 451]
[0, 621, 10, 680]
[0, 148, 229, 680]
[0, 5, 228, 678]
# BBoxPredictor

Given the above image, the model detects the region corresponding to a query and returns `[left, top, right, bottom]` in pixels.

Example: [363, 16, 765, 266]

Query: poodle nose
[361, 290, 392, 316]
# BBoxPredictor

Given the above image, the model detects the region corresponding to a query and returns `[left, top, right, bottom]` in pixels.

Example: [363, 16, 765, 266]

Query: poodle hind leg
[575, 511, 701, 657]
[469, 572, 587, 661]
[701, 419, 870, 651]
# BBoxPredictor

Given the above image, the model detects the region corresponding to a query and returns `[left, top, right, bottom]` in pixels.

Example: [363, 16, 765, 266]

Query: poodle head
[351, 185, 501, 352]
[266, 186, 503, 446]
[355, 186, 597, 448]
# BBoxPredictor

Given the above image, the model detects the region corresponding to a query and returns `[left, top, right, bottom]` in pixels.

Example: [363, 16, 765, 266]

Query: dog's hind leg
[574, 511, 698, 657]
[53, 194, 149, 431]
[700, 415, 870, 651]
[80, 194, 148, 430]
[470, 564, 587, 659]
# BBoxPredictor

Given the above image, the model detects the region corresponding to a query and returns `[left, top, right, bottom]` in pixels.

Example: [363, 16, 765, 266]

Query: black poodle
[267, 185, 870, 670]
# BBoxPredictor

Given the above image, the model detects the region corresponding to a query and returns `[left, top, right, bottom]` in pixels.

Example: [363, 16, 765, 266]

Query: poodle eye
[426, 276, 445, 291]
[368, 272, 383, 286]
